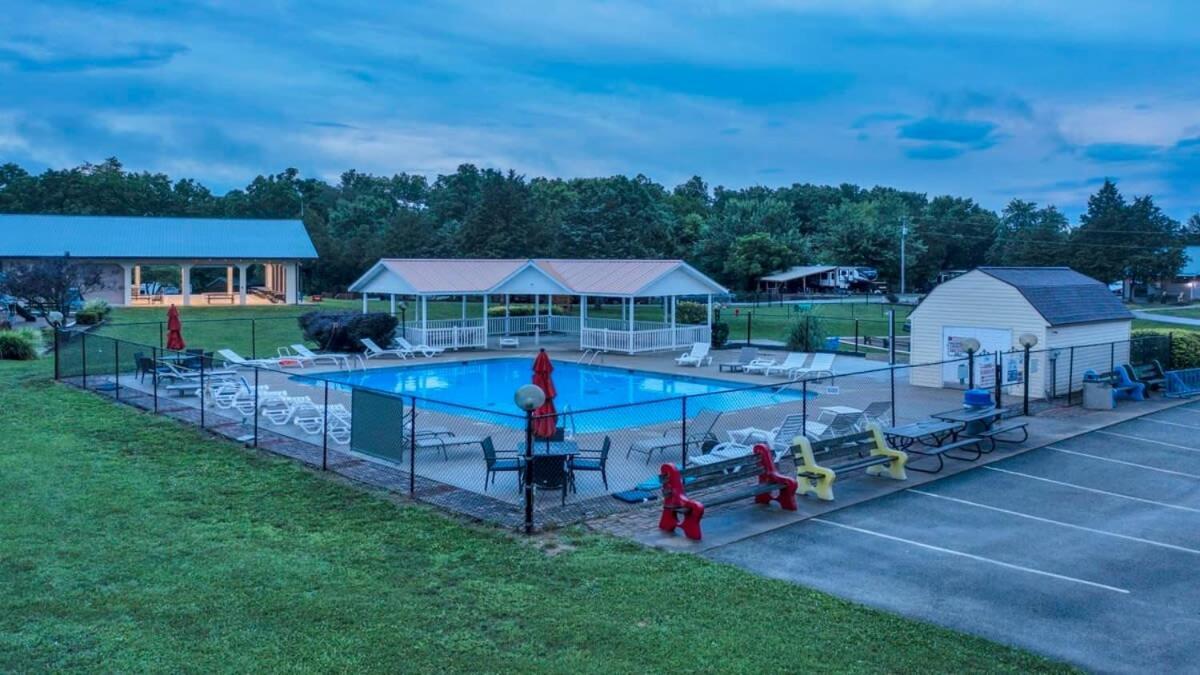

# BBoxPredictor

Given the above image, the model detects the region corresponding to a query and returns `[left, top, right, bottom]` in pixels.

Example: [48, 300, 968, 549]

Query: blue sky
[1, 1, 1198, 219]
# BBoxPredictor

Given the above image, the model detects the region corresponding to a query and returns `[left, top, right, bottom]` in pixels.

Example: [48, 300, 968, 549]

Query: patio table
[933, 406, 1010, 437]
[511, 440, 580, 457]
[884, 419, 961, 450]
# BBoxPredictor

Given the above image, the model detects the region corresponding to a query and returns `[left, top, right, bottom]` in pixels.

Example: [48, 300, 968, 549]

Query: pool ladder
[577, 349, 605, 366]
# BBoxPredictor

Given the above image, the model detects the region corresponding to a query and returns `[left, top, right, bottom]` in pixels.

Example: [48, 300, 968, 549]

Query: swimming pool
[313, 357, 809, 431]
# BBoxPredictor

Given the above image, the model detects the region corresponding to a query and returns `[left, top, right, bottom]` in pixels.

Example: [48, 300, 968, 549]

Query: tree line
[1, 158, 1194, 293]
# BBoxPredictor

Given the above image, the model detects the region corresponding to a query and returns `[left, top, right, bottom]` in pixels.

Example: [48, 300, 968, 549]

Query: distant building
[908, 267, 1133, 398]
[758, 265, 879, 294]
[0, 214, 317, 306]
[1162, 245, 1200, 301]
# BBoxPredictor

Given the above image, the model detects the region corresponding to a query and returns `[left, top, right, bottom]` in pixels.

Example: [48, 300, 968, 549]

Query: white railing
[582, 317, 667, 332]
[407, 324, 486, 350]
[579, 324, 710, 354]
[485, 314, 581, 335]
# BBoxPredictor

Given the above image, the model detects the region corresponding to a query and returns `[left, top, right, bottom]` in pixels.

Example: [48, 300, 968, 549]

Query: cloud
[903, 144, 968, 160]
[0, 40, 187, 72]
[1081, 142, 1160, 163]
[898, 117, 997, 144]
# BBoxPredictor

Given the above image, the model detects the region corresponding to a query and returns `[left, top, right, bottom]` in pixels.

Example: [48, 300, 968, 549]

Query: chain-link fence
[54, 328, 1178, 533]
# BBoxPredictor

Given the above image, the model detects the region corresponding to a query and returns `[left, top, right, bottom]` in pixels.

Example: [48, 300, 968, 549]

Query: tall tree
[1071, 179, 1128, 282]
[987, 199, 1070, 267]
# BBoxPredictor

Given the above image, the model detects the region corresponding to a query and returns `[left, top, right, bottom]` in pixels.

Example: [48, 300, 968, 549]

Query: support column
[226, 266, 234, 294]
[706, 294, 713, 340]
[421, 296, 428, 331]
[237, 265, 248, 305]
[390, 294, 396, 314]
[133, 265, 142, 296]
[461, 295, 467, 320]
[362, 293, 368, 314]
[121, 264, 133, 306]
[482, 294, 489, 346]
[670, 296, 677, 348]
[627, 297, 634, 333]
[180, 264, 192, 306]
[284, 263, 299, 304]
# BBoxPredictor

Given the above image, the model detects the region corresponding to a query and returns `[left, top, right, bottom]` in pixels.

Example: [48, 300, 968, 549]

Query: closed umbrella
[532, 348, 557, 439]
[166, 304, 186, 351]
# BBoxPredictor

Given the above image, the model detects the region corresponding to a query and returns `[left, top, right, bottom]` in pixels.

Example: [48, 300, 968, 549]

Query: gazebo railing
[580, 324, 709, 354]
[408, 324, 487, 350]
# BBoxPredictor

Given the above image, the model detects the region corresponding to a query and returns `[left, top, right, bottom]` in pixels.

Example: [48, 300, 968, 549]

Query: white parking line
[984, 466, 1200, 515]
[810, 518, 1130, 594]
[1046, 446, 1200, 479]
[908, 489, 1200, 556]
[1095, 430, 1200, 453]
[1136, 418, 1200, 430]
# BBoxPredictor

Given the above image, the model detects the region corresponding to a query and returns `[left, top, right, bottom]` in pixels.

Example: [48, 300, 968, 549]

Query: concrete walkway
[1132, 310, 1200, 327]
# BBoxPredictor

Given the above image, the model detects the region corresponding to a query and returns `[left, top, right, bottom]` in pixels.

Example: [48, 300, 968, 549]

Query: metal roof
[977, 267, 1133, 326]
[1183, 246, 1200, 277]
[349, 258, 727, 296]
[0, 214, 318, 260]
[760, 265, 837, 283]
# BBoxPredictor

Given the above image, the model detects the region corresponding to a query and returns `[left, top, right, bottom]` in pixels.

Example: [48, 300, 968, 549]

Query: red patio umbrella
[532, 348, 558, 439]
[166, 304, 186, 351]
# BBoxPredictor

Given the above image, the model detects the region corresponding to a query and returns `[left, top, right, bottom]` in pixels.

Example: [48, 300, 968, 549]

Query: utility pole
[899, 216, 908, 296]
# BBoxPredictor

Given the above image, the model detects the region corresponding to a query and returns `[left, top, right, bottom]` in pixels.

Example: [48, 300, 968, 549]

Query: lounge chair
[361, 337, 409, 360]
[293, 402, 352, 443]
[742, 356, 777, 375]
[803, 411, 860, 440]
[861, 401, 892, 428]
[718, 347, 759, 372]
[674, 342, 712, 367]
[285, 344, 351, 369]
[395, 336, 444, 358]
[217, 348, 285, 369]
[790, 353, 836, 381]
[764, 353, 808, 377]
[261, 396, 315, 426]
[627, 408, 723, 464]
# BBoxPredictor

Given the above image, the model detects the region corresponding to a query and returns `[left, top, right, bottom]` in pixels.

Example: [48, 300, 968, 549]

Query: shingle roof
[760, 265, 837, 283]
[0, 214, 318, 259]
[350, 258, 727, 296]
[978, 267, 1132, 326]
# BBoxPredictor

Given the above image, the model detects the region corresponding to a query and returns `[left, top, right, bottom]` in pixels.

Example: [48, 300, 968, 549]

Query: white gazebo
[347, 258, 728, 354]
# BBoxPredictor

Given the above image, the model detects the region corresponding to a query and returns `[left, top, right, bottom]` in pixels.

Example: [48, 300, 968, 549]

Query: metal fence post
[53, 329, 60, 380]
[1023, 345, 1031, 417]
[524, 409, 534, 535]
[322, 380, 329, 471]
[251, 319, 257, 359]
[802, 380, 808, 436]
[81, 331, 87, 389]
[1110, 342, 1115, 372]
[152, 346, 159, 413]
[680, 396, 688, 468]
[114, 339, 120, 401]
[745, 313, 752, 345]
[158, 322, 164, 350]
[889, 365, 896, 426]
[199, 355, 206, 428]
[1168, 332, 1175, 368]
[409, 396, 416, 496]
[854, 319, 860, 354]
[993, 353, 1002, 408]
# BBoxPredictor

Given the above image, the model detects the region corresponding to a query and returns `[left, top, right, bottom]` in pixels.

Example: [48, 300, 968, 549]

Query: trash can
[1082, 380, 1115, 410]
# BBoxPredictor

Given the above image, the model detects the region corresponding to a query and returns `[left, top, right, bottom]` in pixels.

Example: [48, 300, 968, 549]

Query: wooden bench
[206, 293, 236, 304]
[791, 425, 907, 501]
[658, 444, 797, 541]
[1122, 361, 1166, 392]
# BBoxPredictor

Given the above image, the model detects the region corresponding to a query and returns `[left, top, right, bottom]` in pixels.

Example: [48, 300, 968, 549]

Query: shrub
[1171, 332, 1200, 369]
[82, 298, 111, 315]
[0, 328, 41, 360]
[486, 303, 569, 318]
[786, 313, 825, 352]
[73, 298, 111, 325]
[1132, 329, 1200, 369]
[710, 321, 730, 349]
[675, 301, 707, 325]
[885, 293, 899, 304]
[298, 311, 398, 352]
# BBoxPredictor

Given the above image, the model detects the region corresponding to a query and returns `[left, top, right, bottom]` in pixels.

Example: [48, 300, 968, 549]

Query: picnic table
[933, 406, 1010, 437]
[884, 419, 960, 450]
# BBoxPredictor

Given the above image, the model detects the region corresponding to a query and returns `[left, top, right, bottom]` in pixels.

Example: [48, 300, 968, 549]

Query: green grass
[0, 358, 1068, 672]
[1156, 306, 1200, 319]
[722, 303, 913, 344]
[1133, 319, 1200, 334]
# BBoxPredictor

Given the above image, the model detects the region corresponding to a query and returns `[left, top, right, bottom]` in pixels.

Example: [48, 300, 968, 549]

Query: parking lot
[707, 401, 1200, 673]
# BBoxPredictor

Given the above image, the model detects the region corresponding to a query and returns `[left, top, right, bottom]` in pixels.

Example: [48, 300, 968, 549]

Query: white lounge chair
[217, 348, 285, 369]
[261, 396, 314, 426]
[293, 402, 352, 444]
[790, 352, 836, 381]
[764, 353, 809, 377]
[395, 336, 444, 358]
[284, 344, 350, 369]
[674, 342, 712, 367]
[627, 409, 723, 464]
[361, 337, 409, 360]
[742, 357, 777, 375]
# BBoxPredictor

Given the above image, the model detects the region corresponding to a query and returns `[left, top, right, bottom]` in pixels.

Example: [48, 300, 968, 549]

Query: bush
[73, 298, 111, 325]
[786, 313, 825, 352]
[298, 311, 398, 352]
[675, 301, 707, 325]
[1171, 332, 1200, 369]
[0, 328, 41, 360]
[1133, 329, 1200, 369]
[486, 303, 569, 318]
[710, 321, 730, 349]
[885, 293, 899, 304]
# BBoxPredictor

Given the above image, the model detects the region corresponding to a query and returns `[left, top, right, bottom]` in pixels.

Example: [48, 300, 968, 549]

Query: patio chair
[803, 412, 860, 441]
[394, 336, 444, 358]
[791, 352, 836, 381]
[285, 344, 350, 369]
[481, 437, 523, 491]
[861, 401, 892, 428]
[627, 408, 723, 464]
[217, 348, 284, 369]
[764, 353, 809, 377]
[570, 436, 611, 489]
[134, 353, 174, 382]
[361, 337, 409, 360]
[674, 342, 712, 367]
[742, 356, 777, 375]
[530, 454, 571, 505]
[718, 347, 759, 372]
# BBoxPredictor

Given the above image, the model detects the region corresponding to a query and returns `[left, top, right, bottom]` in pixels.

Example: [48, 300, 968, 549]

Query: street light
[961, 337, 981, 389]
[514, 384, 546, 534]
[1018, 333, 1039, 416]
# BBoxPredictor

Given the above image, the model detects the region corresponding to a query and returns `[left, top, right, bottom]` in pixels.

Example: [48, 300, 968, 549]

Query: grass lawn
[1133, 318, 1200, 334]
[0, 357, 1068, 672]
[722, 303, 913, 344]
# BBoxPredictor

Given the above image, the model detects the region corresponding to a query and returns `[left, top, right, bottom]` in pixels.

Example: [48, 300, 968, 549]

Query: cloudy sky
[1, 1, 1198, 218]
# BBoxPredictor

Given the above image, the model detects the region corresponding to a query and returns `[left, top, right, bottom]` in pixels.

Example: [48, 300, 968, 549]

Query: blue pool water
[313, 357, 809, 431]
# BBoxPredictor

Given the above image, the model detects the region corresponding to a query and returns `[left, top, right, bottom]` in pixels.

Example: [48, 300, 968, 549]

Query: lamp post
[961, 337, 981, 390]
[398, 301, 407, 338]
[514, 383, 546, 535]
[1019, 333, 1038, 416]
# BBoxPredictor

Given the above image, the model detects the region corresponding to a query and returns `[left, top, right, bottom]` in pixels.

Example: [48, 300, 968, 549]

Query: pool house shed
[348, 258, 728, 354]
